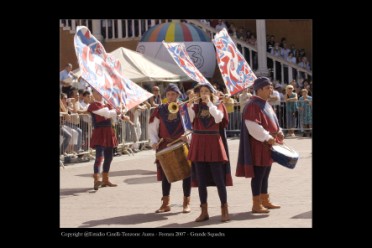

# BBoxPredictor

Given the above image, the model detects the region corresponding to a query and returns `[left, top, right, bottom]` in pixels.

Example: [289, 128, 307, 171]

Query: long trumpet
[168, 96, 202, 114]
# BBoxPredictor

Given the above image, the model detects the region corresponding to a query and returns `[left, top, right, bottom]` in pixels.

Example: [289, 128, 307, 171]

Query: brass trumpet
[168, 96, 202, 114]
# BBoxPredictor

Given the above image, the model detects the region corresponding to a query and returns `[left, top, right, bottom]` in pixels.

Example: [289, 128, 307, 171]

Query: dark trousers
[194, 162, 227, 205]
[251, 166, 272, 196]
[93, 145, 113, 173]
[161, 175, 191, 197]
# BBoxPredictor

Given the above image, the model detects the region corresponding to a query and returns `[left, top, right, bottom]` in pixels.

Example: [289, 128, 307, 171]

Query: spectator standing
[298, 89, 312, 137]
[284, 85, 298, 137]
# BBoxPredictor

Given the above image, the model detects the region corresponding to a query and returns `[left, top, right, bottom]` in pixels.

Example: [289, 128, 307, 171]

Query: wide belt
[193, 130, 219, 135]
[94, 122, 112, 128]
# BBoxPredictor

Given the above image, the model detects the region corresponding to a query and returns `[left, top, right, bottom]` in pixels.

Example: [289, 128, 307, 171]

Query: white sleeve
[92, 107, 117, 119]
[148, 117, 160, 145]
[187, 104, 196, 123]
[245, 120, 273, 142]
[207, 102, 223, 123]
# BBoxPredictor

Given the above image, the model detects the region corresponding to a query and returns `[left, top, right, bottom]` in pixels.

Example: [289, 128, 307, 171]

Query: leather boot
[93, 173, 102, 190]
[101, 172, 117, 187]
[155, 196, 171, 213]
[182, 196, 191, 213]
[252, 195, 270, 213]
[221, 203, 230, 222]
[195, 203, 209, 222]
[261, 193, 281, 209]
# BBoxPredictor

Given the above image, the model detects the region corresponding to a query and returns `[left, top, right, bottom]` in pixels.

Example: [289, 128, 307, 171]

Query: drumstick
[166, 131, 192, 147]
[153, 138, 164, 150]
[166, 137, 183, 147]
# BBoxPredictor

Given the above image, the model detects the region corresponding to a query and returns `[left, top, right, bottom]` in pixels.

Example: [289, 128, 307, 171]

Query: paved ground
[60, 136, 312, 229]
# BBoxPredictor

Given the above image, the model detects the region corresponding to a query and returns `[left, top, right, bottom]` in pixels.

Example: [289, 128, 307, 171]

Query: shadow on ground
[77, 169, 156, 178]
[78, 212, 178, 228]
[124, 176, 157, 184]
[291, 210, 312, 219]
[60, 187, 96, 198]
[158, 211, 269, 228]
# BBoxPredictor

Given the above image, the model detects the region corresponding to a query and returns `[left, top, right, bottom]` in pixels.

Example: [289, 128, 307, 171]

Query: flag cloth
[74, 26, 153, 111]
[162, 41, 216, 93]
[213, 28, 256, 95]
[179, 103, 192, 131]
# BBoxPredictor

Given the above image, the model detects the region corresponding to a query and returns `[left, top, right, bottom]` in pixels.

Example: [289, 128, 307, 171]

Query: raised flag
[162, 41, 216, 93]
[213, 28, 256, 95]
[74, 26, 153, 111]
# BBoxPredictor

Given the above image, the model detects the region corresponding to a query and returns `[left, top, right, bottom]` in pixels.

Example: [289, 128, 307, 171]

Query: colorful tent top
[74, 26, 153, 111]
[141, 22, 210, 42]
[162, 41, 216, 93]
[213, 28, 256, 95]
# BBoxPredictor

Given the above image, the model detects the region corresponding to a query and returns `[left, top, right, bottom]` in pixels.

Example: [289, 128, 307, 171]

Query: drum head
[156, 142, 186, 156]
[272, 144, 298, 158]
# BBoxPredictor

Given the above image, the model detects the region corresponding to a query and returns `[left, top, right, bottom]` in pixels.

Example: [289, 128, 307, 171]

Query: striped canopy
[140, 22, 210, 42]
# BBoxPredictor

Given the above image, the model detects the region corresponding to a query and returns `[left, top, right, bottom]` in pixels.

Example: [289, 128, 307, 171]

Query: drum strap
[193, 130, 219, 135]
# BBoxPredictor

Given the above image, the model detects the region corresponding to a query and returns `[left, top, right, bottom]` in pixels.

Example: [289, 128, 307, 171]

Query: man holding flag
[88, 88, 131, 190]
[73, 26, 153, 190]
[148, 83, 192, 214]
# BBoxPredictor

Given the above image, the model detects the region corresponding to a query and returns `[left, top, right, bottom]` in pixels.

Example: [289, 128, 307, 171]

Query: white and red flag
[162, 41, 216, 93]
[74, 26, 152, 111]
[213, 28, 256, 95]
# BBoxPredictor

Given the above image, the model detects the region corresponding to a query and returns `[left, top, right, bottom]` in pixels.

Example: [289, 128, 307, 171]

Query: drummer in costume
[187, 84, 233, 222]
[236, 77, 284, 213]
[88, 88, 128, 190]
[148, 83, 191, 214]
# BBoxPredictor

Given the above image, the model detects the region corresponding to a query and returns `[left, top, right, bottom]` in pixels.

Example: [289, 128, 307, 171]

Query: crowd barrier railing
[225, 101, 312, 137]
[60, 108, 153, 163]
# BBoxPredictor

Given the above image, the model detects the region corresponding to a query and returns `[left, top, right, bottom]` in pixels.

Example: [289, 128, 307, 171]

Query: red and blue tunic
[149, 103, 184, 181]
[188, 102, 229, 162]
[188, 102, 233, 187]
[236, 96, 281, 178]
[88, 102, 118, 148]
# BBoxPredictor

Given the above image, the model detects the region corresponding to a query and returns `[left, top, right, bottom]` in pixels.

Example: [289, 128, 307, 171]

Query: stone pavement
[60, 137, 312, 228]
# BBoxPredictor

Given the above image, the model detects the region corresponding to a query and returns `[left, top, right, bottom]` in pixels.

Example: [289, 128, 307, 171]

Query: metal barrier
[59, 100, 310, 165]
[60, 108, 153, 163]
[60, 113, 93, 163]
[225, 101, 312, 137]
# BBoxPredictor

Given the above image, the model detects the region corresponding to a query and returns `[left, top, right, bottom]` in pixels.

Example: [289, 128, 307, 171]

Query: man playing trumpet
[148, 83, 192, 214]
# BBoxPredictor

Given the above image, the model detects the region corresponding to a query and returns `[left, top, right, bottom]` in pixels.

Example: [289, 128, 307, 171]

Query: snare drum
[156, 142, 191, 183]
[271, 143, 299, 169]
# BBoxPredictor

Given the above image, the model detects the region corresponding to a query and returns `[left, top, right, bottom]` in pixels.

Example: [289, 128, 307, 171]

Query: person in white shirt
[130, 102, 149, 152]
[60, 63, 74, 95]
[239, 88, 253, 113]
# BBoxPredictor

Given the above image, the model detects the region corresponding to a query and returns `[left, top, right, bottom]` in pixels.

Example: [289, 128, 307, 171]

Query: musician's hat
[165, 83, 182, 95]
[253, 77, 272, 91]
